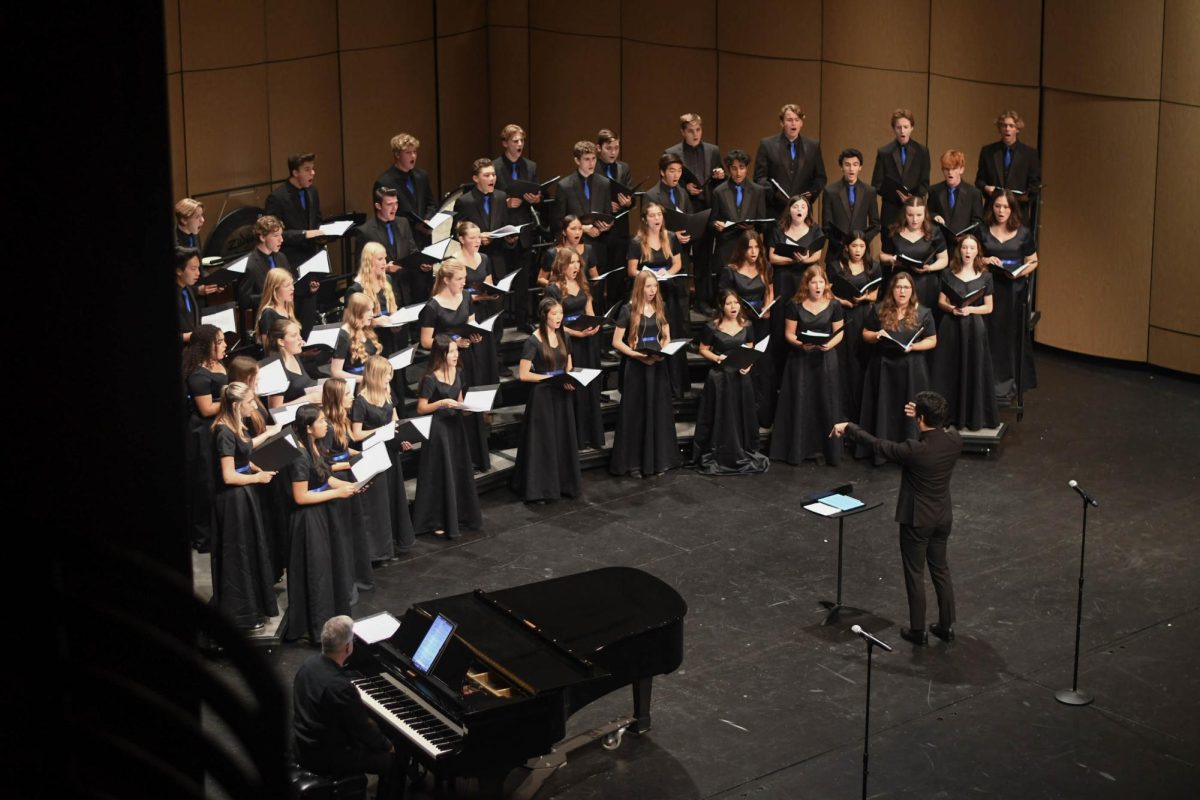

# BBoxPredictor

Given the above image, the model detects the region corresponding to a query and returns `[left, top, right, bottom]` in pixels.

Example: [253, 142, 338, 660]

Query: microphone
[1068, 480, 1099, 508]
[850, 625, 893, 652]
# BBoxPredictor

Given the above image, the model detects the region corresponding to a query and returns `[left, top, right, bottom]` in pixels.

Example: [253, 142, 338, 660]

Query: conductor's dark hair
[293, 404, 331, 483]
[838, 148, 864, 165]
[914, 391, 948, 428]
[287, 152, 316, 173]
[724, 148, 750, 169]
[374, 185, 398, 203]
[658, 152, 683, 172]
[174, 246, 200, 271]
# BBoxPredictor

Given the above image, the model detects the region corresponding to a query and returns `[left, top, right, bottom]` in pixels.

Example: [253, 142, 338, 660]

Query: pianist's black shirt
[293, 654, 389, 771]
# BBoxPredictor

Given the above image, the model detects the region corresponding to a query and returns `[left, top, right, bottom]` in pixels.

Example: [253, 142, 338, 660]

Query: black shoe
[900, 627, 928, 646]
[929, 624, 955, 642]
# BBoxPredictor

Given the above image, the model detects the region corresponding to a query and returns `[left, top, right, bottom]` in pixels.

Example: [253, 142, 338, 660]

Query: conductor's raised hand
[830, 422, 849, 438]
[903, 401, 917, 418]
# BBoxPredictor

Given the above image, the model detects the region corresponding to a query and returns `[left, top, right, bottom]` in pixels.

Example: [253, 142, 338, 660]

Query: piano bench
[288, 765, 368, 800]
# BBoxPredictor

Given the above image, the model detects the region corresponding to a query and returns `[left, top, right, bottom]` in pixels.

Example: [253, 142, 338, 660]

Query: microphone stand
[860, 638, 878, 799]
[1056, 492, 1094, 706]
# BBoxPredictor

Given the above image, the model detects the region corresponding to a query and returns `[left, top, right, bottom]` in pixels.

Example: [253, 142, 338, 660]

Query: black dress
[691, 323, 769, 475]
[418, 295, 493, 470]
[980, 225, 1038, 398]
[856, 306, 936, 465]
[511, 335, 582, 500]
[323, 429, 372, 591]
[718, 266, 778, 427]
[332, 329, 379, 376]
[210, 425, 279, 627]
[256, 306, 290, 340]
[609, 305, 681, 476]
[627, 234, 687, 399]
[350, 394, 416, 559]
[883, 229, 948, 312]
[280, 356, 317, 402]
[185, 366, 227, 549]
[464, 253, 502, 330]
[546, 283, 604, 448]
[768, 225, 824, 372]
[933, 272, 1000, 430]
[770, 301, 845, 465]
[280, 450, 353, 642]
[831, 261, 882, 423]
[412, 371, 482, 538]
[247, 400, 289, 584]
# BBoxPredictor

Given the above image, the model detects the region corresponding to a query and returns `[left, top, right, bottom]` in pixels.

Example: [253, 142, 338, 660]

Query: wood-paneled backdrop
[167, 0, 1199, 374]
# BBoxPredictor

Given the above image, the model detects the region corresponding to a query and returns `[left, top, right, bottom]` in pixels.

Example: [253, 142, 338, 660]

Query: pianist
[293, 616, 401, 798]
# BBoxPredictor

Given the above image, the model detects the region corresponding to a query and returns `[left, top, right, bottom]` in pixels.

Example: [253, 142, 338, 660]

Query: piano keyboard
[352, 672, 466, 759]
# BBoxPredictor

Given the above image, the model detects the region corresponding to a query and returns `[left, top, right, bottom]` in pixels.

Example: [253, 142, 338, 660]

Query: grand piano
[347, 566, 687, 792]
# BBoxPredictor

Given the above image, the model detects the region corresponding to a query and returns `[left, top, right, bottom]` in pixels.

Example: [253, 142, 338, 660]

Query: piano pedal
[600, 728, 624, 751]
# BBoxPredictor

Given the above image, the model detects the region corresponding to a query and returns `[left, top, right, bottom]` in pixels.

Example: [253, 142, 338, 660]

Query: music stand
[802, 484, 882, 625]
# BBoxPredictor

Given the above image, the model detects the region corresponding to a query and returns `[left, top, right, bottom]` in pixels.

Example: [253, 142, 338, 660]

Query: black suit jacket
[453, 187, 510, 234]
[356, 215, 416, 265]
[642, 180, 693, 214]
[822, 179, 881, 247]
[872, 139, 931, 219]
[238, 248, 292, 311]
[553, 171, 614, 227]
[374, 164, 438, 225]
[176, 227, 201, 251]
[596, 158, 632, 186]
[665, 140, 723, 209]
[264, 181, 322, 268]
[710, 179, 767, 266]
[927, 181, 984, 234]
[293, 654, 390, 774]
[753, 133, 827, 213]
[493, 155, 539, 223]
[846, 423, 963, 528]
[176, 284, 200, 339]
[975, 140, 1041, 197]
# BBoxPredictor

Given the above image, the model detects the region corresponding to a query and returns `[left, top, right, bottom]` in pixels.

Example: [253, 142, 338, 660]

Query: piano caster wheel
[601, 729, 624, 751]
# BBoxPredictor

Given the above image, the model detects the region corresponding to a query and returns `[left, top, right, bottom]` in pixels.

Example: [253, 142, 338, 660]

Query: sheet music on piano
[353, 611, 401, 644]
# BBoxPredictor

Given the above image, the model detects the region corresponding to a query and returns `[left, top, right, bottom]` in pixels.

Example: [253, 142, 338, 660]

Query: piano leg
[631, 678, 653, 734]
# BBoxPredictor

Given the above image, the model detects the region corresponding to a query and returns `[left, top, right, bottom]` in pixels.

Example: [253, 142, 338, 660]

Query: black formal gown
[831, 262, 882, 423]
[856, 306, 936, 465]
[280, 356, 318, 402]
[718, 266, 778, 427]
[511, 336, 582, 501]
[247, 401, 289, 584]
[280, 450, 353, 643]
[980, 225, 1038, 398]
[770, 301, 845, 465]
[627, 234, 687, 398]
[768, 225, 824, 371]
[210, 425, 279, 627]
[419, 295, 493, 470]
[933, 272, 1000, 430]
[464, 253, 502, 330]
[609, 305, 681, 476]
[412, 371, 482, 538]
[883, 229, 948, 312]
[691, 323, 769, 475]
[332, 329, 379, 377]
[323, 430, 372, 591]
[546, 283, 604, 448]
[350, 394, 415, 560]
[185, 366, 227, 549]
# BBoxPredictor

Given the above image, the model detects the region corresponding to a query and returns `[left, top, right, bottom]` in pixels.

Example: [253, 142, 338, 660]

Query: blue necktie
[268, 254, 276, 268]
[405, 174, 415, 195]
[511, 162, 519, 180]
[848, 183, 856, 207]
[1004, 146, 1013, 170]
[182, 288, 192, 313]
[789, 141, 797, 160]
[735, 184, 743, 208]
[900, 145, 907, 166]
[606, 164, 614, 178]
[669, 187, 677, 206]
[386, 222, 395, 246]
[188, 233, 196, 248]
[583, 178, 591, 201]
[483, 195, 490, 217]
[299, 188, 308, 210]
[948, 186, 957, 209]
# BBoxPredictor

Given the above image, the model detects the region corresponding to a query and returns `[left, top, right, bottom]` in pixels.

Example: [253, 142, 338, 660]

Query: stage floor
[220, 349, 1200, 799]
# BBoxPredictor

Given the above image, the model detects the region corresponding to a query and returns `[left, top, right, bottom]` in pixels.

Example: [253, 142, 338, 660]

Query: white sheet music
[351, 441, 392, 483]
[421, 238, 460, 260]
[201, 305, 237, 334]
[271, 403, 299, 426]
[362, 424, 395, 450]
[400, 415, 434, 440]
[754, 335, 771, 352]
[318, 220, 354, 238]
[459, 387, 497, 413]
[425, 211, 454, 242]
[353, 611, 401, 644]
[660, 338, 691, 356]
[803, 501, 841, 517]
[470, 311, 503, 332]
[388, 345, 417, 370]
[224, 254, 249, 274]
[297, 250, 331, 278]
[486, 223, 528, 238]
[306, 325, 341, 348]
[567, 367, 601, 387]
[494, 269, 521, 293]
[257, 358, 289, 396]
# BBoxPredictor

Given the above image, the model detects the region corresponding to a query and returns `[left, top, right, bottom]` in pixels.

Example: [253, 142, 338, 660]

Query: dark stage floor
[222, 350, 1200, 799]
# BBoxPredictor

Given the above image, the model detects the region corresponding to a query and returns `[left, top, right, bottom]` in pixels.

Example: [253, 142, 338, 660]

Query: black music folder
[832, 273, 882, 301]
[663, 207, 712, 239]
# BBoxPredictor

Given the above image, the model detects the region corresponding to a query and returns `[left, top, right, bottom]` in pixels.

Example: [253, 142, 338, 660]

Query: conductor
[293, 616, 401, 798]
[832, 392, 962, 646]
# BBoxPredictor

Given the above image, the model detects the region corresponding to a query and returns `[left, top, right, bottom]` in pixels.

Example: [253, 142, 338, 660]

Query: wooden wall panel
[927, 75, 1039, 188]
[165, 0, 181, 74]
[622, 0, 715, 49]
[1036, 90, 1158, 361]
[930, 0, 1040, 87]
[1161, 0, 1200, 106]
[488, 25, 531, 147]
[530, 0, 620, 36]
[179, 0, 264, 71]
[182, 65, 270, 196]
[340, 42, 438, 212]
[436, 29, 493, 193]
[337, 0, 434, 48]
[1150, 102, 1200, 337]
[821, 0, 928, 73]
[1043, 0, 1164, 99]
[265, 0, 336, 61]
[267, 55, 344, 213]
[1148, 328, 1200, 374]
[437, 0, 488, 37]
[818, 62, 928, 194]
[717, 54, 822, 171]
[621, 40, 717, 187]
[718, 0, 821, 58]
[528, 31, 622, 180]
[489, 0, 529, 27]
[168, 73, 187, 202]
